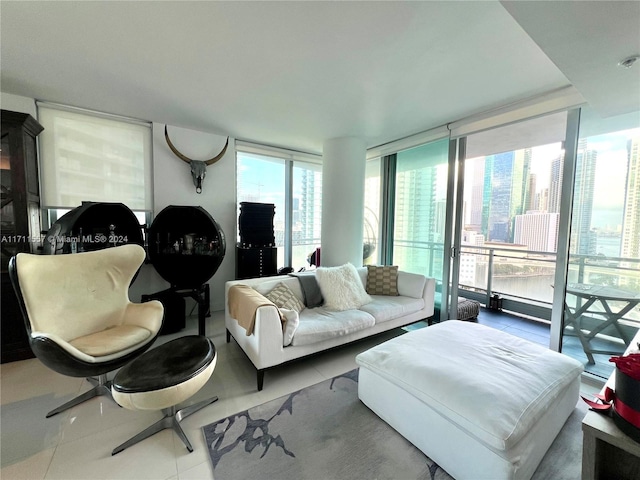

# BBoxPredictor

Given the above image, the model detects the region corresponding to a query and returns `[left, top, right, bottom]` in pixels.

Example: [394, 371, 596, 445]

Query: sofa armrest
[397, 271, 428, 298]
[226, 304, 285, 370]
[225, 280, 286, 370]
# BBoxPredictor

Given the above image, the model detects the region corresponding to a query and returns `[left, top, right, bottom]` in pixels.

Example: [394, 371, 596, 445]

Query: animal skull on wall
[164, 125, 229, 194]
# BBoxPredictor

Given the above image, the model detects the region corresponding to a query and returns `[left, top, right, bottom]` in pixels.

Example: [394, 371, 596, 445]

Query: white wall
[321, 137, 366, 266]
[1, 91, 238, 312]
[150, 123, 236, 311]
[1, 92, 37, 117]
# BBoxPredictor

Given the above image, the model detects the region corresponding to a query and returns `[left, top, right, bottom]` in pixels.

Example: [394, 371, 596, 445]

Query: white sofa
[225, 267, 435, 390]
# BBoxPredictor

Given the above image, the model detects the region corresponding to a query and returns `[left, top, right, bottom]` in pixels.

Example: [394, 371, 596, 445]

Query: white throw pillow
[280, 308, 300, 347]
[315, 263, 372, 311]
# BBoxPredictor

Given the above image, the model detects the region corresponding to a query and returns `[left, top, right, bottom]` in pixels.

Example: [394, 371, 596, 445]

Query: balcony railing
[458, 245, 640, 325]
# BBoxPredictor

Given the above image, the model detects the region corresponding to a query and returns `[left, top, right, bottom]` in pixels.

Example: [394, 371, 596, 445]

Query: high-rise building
[460, 230, 484, 287]
[526, 173, 537, 212]
[298, 167, 322, 248]
[481, 150, 528, 243]
[621, 137, 640, 258]
[548, 155, 563, 214]
[393, 142, 448, 278]
[514, 212, 559, 252]
[570, 139, 597, 256]
[536, 187, 549, 212]
[469, 157, 485, 231]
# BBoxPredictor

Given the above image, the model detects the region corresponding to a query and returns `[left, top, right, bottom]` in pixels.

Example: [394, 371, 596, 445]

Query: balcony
[453, 245, 640, 380]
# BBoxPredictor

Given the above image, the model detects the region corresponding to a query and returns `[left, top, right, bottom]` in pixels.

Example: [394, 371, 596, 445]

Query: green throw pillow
[366, 265, 399, 296]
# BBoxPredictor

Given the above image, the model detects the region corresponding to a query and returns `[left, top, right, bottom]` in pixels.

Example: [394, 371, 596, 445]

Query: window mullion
[381, 154, 396, 265]
[284, 159, 293, 268]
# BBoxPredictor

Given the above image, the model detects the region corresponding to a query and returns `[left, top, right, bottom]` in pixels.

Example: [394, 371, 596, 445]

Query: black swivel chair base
[46, 373, 113, 418]
[112, 396, 218, 455]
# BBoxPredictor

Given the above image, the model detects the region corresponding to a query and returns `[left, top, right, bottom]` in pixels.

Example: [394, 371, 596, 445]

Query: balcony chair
[8, 244, 164, 418]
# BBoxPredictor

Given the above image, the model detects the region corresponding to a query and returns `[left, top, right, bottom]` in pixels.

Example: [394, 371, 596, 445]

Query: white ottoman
[355, 321, 583, 480]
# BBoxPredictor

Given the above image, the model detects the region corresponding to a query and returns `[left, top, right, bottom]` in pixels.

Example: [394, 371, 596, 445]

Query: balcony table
[564, 283, 640, 364]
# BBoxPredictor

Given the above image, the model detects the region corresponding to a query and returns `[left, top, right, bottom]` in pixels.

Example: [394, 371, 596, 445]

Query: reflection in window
[236, 150, 322, 271]
[292, 162, 322, 269]
[363, 158, 381, 265]
[393, 139, 449, 285]
[236, 152, 285, 267]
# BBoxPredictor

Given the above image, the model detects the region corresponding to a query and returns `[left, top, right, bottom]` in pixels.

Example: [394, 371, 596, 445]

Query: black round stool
[111, 335, 217, 455]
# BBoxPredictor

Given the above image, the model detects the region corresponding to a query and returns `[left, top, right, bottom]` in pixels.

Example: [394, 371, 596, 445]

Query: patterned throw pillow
[265, 282, 305, 313]
[366, 265, 399, 296]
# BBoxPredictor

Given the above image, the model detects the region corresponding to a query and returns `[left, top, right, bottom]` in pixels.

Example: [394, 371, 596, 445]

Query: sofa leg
[257, 369, 264, 391]
[226, 329, 231, 343]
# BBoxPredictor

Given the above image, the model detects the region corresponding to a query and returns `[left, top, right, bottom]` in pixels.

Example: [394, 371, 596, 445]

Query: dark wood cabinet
[1, 110, 44, 363]
[236, 245, 277, 280]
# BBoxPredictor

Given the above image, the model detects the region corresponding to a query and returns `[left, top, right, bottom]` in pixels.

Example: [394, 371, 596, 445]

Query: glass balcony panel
[562, 107, 640, 379]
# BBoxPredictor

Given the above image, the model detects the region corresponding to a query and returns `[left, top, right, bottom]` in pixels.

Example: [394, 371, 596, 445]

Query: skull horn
[164, 125, 229, 165]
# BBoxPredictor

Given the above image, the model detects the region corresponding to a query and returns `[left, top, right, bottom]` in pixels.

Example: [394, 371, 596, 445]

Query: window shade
[37, 104, 153, 211]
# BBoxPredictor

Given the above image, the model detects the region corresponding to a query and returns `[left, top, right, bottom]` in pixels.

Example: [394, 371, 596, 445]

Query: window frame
[236, 141, 322, 270]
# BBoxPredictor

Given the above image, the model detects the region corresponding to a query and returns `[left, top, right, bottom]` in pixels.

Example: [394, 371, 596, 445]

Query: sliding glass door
[461, 112, 569, 323]
[391, 138, 450, 318]
[561, 107, 640, 378]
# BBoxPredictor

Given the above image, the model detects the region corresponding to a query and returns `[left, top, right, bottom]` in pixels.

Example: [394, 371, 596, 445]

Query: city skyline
[463, 128, 640, 257]
[238, 126, 640, 270]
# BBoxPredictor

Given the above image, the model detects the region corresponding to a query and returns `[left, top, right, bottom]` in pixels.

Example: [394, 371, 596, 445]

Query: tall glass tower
[621, 137, 640, 258]
[481, 150, 527, 243]
[570, 139, 597, 256]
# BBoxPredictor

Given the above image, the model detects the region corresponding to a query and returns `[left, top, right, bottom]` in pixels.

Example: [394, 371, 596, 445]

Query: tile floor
[1, 310, 602, 480]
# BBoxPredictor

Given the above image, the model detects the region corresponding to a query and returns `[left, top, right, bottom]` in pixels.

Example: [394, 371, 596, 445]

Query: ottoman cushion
[456, 297, 480, 321]
[355, 321, 583, 452]
[112, 335, 216, 411]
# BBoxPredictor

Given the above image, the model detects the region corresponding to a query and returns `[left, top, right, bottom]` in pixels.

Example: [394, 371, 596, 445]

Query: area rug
[202, 369, 587, 480]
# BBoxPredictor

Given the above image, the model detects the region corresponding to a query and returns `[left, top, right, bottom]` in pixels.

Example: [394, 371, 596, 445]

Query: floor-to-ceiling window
[292, 161, 322, 268]
[392, 139, 450, 312]
[236, 151, 286, 267]
[236, 145, 322, 271]
[562, 107, 640, 378]
[461, 112, 568, 318]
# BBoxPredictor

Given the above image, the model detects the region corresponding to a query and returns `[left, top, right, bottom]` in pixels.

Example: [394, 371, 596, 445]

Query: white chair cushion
[16, 245, 147, 342]
[69, 325, 152, 357]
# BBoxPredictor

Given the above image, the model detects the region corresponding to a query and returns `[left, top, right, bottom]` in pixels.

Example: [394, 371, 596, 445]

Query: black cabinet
[236, 246, 277, 280]
[1, 110, 44, 363]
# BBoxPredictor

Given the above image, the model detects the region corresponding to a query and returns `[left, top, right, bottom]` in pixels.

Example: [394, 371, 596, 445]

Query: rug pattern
[202, 369, 586, 480]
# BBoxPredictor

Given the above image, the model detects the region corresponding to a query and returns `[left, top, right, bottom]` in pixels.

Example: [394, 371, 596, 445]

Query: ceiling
[1, 1, 639, 154]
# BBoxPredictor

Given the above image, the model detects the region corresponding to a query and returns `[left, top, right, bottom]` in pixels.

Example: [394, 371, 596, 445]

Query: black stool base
[112, 396, 218, 455]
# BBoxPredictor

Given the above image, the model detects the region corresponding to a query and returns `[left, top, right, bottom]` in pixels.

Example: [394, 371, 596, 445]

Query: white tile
[44, 423, 178, 480]
[1, 392, 68, 465]
[57, 395, 161, 445]
[3, 309, 604, 480]
[177, 459, 213, 480]
[0, 447, 54, 480]
[1, 358, 84, 405]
